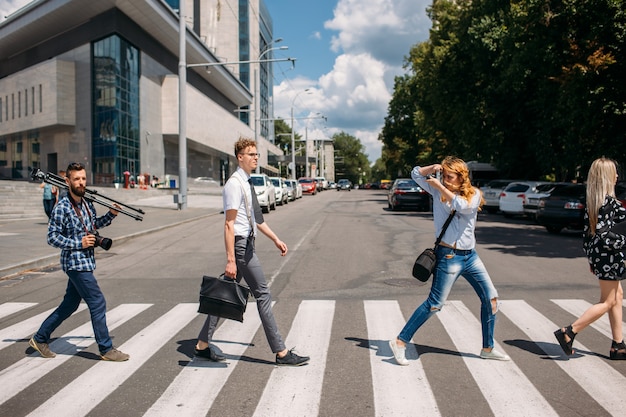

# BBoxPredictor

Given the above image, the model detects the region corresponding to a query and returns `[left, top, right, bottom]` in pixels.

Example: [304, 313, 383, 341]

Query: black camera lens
[96, 236, 113, 251]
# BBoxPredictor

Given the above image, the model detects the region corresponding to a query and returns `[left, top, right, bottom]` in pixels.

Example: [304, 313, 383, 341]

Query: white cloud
[275, 0, 431, 163]
[311, 31, 322, 40]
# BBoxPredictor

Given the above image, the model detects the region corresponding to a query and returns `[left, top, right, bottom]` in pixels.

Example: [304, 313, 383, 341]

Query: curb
[0, 210, 221, 280]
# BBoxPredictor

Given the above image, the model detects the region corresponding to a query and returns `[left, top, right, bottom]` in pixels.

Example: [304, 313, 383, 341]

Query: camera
[427, 171, 441, 181]
[90, 231, 113, 251]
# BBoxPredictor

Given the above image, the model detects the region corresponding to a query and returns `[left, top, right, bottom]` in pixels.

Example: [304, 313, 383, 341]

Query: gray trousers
[197, 236, 286, 353]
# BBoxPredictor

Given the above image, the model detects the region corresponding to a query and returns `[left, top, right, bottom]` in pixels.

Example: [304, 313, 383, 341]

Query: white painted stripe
[27, 303, 199, 417]
[143, 303, 266, 417]
[500, 300, 626, 416]
[0, 304, 88, 351]
[552, 299, 626, 339]
[438, 300, 556, 417]
[0, 303, 151, 405]
[363, 300, 440, 417]
[253, 300, 335, 417]
[0, 302, 37, 319]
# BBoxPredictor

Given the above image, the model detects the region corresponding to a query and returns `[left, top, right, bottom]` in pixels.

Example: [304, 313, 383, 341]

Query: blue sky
[265, 0, 433, 163]
[2, 0, 433, 163]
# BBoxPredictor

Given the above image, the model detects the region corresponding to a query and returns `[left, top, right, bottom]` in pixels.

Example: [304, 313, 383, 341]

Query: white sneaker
[389, 339, 409, 366]
[480, 348, 510, 361]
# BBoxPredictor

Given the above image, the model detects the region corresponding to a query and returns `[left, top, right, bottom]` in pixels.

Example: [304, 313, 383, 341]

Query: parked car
[499, 181, 547, 217]
[269, 177, 289, 206]
[536, 184, 586, 234]
[480, 179, 516, 213]
[523, 183, 571, 220]
[315, 177, 328, 191]
[387, 178, 431, 211]
[250, 174, 276, 213]
[298, 177, 318, 195]
[286, 179, 303, 199]
[336, 179, 352, 191]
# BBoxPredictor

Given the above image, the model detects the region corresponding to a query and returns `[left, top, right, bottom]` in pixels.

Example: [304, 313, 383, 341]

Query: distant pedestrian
[554, 157, 626, 359]
[195, 137, 310, 366]
[29, 162, 129, 362]
[389, 157, 509, 365]
[40, 181, 57, 219]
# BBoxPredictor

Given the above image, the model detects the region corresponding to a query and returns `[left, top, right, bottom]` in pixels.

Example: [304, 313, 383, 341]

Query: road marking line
[0, 304, 88, 351]
[27, 303, 199, 417]
[364, 300, 440, 416]
[0, 303, 151, 405]
[500, 300, 626, 416]
[439, 300, 556, 417]
[143, 303, 266, 417]
[253, 300, 335, 417]
[0, 302, 37, 319]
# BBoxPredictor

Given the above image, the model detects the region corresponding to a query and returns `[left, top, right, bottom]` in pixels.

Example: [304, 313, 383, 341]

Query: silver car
[250, 174, 276, 213]
[479, 179, 516, 214]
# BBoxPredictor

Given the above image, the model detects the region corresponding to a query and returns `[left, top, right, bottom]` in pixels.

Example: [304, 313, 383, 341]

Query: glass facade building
[92, 36, 140, 185]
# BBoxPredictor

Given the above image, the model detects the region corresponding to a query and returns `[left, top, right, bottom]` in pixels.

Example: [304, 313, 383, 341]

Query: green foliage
[378, 0, 626, 181]
[332, 131, 371, 184]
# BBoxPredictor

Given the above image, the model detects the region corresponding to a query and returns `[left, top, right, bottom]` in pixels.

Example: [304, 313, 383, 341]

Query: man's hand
[224, 260, 237, 279]
[109, 203, 121, 217]
[82, 234, 97, 249]
[274, 239, 288, 256]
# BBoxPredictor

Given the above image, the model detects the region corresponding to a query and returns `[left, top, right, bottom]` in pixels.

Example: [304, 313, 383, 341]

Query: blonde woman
[554, 158, 626, 359]
[389, 157, 509, 365]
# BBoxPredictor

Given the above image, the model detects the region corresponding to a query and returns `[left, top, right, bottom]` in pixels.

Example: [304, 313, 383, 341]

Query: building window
[92, 35, 140, 185]
[39, 84, 42, 113]
[25, 89, 28, 117]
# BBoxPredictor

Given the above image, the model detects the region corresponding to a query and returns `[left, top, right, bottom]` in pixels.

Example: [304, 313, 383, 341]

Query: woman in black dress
[554, 157, 626, 359]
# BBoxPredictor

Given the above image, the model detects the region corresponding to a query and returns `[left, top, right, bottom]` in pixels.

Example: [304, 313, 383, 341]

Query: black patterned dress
[583, 195, 626, 280]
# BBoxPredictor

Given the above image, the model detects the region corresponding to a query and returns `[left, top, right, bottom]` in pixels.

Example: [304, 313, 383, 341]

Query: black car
[387, 178, 431, 211]
[536, 184, 586, 234]
[337, 179, 352, 191]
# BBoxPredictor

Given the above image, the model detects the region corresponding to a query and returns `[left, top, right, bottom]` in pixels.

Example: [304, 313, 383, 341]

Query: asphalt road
[0, 189, 624, 417]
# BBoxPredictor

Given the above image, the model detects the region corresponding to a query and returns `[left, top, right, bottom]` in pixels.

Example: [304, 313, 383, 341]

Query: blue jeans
[399, 246, 499, 349]
[34, 270, 113, 354]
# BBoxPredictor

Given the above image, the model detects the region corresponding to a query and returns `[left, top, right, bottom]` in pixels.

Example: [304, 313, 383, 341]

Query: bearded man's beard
[70, 184, 85, 197]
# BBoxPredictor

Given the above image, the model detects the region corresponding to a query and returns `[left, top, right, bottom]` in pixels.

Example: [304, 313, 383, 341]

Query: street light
[290, 89, 311, 179]
[178, 0, 294, 208]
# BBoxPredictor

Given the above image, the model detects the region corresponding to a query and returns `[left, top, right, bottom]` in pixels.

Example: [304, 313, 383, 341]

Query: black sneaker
[276, 348, 310, 366]
[194, 346, 226, 362]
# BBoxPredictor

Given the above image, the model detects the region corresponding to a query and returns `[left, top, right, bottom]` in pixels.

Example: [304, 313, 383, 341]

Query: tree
[332, 132, 371, 184]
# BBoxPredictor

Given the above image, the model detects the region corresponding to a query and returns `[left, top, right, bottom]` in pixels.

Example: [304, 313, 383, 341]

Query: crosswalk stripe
[27, 303, 199, 417]
[438, 300, 557, 416]
[551, 299, 626, 339]
[253, 300, 335, 417]
[499, 300, 626, 416]
[0, 302, 37, 319]
[0, 303, 152, 405]
[0, 304, 88, 352]
[363, 300, 440, 416]
[143, 303, 266, 417]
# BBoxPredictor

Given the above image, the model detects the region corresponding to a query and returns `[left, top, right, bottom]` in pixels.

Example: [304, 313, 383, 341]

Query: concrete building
[0, 0, 283, 186]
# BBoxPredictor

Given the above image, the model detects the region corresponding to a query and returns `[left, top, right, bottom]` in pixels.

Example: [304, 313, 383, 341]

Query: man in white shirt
[195, 137, 309, 366]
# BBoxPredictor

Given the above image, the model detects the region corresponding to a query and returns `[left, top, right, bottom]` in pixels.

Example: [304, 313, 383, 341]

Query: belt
[438, 242, 473, 255]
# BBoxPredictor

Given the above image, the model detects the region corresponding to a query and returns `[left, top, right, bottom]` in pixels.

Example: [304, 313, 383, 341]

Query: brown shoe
[101, 348, 129, 362]
[29, 337, 56, 358]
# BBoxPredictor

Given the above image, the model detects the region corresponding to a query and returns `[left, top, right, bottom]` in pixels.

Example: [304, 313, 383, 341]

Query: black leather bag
[411, 210, 456, 282]
[412, 248, 437, 282]
[198, 275, 250, 322]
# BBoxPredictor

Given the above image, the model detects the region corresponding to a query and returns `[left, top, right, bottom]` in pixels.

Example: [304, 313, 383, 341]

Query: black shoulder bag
[412, 210, 456, 282]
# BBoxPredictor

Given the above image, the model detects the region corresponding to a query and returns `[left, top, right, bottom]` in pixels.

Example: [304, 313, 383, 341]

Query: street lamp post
[178, 9, 294, 208]
[290, 89, 310, 179]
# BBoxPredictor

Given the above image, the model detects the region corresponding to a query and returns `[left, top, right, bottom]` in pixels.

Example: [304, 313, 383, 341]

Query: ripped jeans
[398, 246, 499, 349]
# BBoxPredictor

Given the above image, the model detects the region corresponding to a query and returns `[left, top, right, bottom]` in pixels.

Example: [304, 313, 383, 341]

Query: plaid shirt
[47, 196, 116, 272]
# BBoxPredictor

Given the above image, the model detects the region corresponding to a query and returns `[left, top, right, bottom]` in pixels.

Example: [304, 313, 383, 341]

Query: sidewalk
[0, 192, 224, 279]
